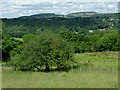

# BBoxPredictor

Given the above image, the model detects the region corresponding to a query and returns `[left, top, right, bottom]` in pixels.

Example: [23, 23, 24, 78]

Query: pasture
[2, 51, 118, 88]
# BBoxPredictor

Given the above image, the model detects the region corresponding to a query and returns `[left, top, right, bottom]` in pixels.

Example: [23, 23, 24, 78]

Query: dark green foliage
[2, 35, 22, 61]
[59, 31, 90, 53]
[10, 32, 74, 72]
[59, 31, 93, 53]
[59, 31, 119, 53]
[95, 32, 119, 51]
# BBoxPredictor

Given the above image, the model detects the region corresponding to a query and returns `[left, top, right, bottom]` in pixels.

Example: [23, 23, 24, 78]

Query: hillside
[18, 12, 98, 19]
[67, 11, 98, 17]
[18, 12, 110, 19]
[19, 13, 65, 19]
[2, 12, 118, 37]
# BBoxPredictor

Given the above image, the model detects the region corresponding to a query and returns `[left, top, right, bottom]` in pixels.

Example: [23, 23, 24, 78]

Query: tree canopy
[10, 32, 74, 72]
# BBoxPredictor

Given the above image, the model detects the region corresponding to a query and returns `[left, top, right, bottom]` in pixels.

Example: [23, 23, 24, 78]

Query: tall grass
[2, 66, 118, 88]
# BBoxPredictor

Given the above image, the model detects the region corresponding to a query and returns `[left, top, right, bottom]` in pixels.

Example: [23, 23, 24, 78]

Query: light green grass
[2, 68, 118, 88]
[13, 37, 23, 41]
[2, 51, 118, 88]
[73, 51, 118, 68]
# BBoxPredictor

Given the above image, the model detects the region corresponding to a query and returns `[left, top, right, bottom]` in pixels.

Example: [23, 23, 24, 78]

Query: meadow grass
[73, 51, 118, 69]
[2, 67, 118, 88]
[2, 51, 118, 88]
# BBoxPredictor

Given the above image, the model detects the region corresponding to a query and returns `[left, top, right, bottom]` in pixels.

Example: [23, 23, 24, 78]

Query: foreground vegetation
[2, 52, 118, 88]
[2, 69, 118, 88]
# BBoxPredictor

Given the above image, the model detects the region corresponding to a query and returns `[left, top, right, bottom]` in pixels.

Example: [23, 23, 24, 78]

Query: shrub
[10, 32, 74, 72]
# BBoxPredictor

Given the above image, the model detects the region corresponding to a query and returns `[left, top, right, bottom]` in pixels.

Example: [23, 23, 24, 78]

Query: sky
[0, 0, 119, 18]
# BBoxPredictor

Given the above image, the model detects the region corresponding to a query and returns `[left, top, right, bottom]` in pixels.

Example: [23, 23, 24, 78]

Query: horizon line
[1, 11, 119, 19]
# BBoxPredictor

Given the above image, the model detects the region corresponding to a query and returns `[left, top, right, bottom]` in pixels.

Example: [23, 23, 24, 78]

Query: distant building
[102, 18, 106, 21]
[89, 30, 93, 33]
[108, 18, 114, 21]
[47, 18, 52, 20]
[99, 29, 105, 31]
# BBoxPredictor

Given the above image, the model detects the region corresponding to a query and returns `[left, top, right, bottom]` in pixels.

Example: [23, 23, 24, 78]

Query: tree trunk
[45, 63, 49, 72]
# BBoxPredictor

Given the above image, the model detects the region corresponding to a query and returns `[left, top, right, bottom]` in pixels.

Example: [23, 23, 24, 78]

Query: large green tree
[11, 32, 74, 72]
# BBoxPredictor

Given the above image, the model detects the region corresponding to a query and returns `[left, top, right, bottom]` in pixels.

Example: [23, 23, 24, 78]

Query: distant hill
[2, 12, 118, 38]
[18, 12, 101, 19]
[67, 11, 105, 17]
[7, 12, 117, 20]
[19, 13, 64, 19]
[69, 11, 97, 14]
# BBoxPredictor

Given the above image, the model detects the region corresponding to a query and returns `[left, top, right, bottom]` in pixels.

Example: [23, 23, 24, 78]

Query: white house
[89, 30, 93, 33]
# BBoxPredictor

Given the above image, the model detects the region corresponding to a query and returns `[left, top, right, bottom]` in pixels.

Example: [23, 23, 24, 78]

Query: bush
[10, 32, 75, 72]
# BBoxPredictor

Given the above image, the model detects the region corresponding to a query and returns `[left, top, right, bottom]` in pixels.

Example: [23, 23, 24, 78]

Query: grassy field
[2, 51, 118, 88]
[13, 37, 23, 41]
[73, 51, 118, 69]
